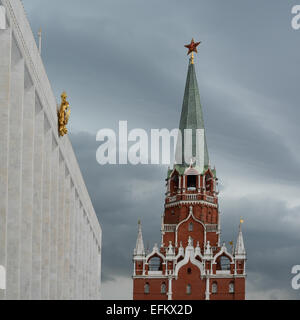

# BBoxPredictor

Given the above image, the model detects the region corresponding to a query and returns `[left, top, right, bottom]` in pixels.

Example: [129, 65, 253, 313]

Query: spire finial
[184, 38, 201, 64]
[239, 217, 244, 231]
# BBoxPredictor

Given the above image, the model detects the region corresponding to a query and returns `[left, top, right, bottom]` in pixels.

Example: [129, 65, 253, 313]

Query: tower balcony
[166, 193, 217, 205]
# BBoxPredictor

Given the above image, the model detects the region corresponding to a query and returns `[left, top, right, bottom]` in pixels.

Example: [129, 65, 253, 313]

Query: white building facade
[0, 0, 102, 300]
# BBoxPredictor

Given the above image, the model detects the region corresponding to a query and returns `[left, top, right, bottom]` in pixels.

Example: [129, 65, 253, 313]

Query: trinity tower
[132, 39, 246, 300]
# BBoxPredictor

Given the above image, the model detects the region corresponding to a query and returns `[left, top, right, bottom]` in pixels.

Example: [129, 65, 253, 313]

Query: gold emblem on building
[58, 91, 71, 137]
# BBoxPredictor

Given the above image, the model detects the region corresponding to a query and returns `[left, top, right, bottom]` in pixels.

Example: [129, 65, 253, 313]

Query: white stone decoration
[0, 0, 102, 300]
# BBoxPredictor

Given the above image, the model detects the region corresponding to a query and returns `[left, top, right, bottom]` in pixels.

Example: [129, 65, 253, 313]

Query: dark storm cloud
[23, 0, 300, 298]
[23, 0, 300, 132]
[70, 132, 165, 281]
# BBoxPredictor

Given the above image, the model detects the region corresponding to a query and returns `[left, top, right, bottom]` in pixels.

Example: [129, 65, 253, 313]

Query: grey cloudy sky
[23, 0, 300, 299]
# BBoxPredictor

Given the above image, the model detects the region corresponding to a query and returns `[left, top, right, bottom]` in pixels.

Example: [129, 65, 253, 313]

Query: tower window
[220, 256, 231, 271]
[229, 282, 235, 293]
[171, 174, 179, 193]
[205, 174, 212, 192]
[187, 268, 192, 274]
[188, 222, 193, 232]
[212, 282, 217, 294]
[186, 284, 192, 295]
[149, 256, 162, 271]
[161, 282, 166, 294]
[187, 175, 196, 189]
[144, 283, 150, 294]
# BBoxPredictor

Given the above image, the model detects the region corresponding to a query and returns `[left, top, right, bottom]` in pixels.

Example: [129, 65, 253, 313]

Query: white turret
[166, 241, 175, 258]
[134, 220, 145, 257]
[204, 241, 213, 259]
[234, 220, 246, 258]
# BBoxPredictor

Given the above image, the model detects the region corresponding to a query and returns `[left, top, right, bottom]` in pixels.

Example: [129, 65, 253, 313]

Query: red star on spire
[184, 38, 201, 55]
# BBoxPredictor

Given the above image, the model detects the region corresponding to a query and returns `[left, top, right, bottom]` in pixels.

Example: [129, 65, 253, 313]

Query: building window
[229, 282, 235, 293]
[188, 222, 193, 232]
[149, 256, 162, 271]
[170, 173, 179, 193]
[187, 175, 196, 189]
[171, 210, 175, 215]
[187, 268, 192, 274]
[219, 255, 231, 271]
[212, 282, 217, 294]
[186, 284, 192, 295]
[144, 283, 150, 294]
[205, 174, 212, 191]
[161, 282, 166, 294]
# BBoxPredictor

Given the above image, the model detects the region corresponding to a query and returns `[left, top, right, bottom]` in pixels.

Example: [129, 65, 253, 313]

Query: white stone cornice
[165, 200, 217, 208]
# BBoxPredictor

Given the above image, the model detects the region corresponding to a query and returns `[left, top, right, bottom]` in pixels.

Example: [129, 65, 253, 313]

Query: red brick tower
[132, 41, 246, 300]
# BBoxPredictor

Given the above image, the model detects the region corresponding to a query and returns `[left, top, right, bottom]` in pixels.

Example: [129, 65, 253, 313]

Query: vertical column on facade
[84, 215, 89, 299]
[205, 276, 210, 300]
[31, 98, 44, 300]
[182, 175, 186, 192]
[88, 228, 93, 299]
[76, 204, 81, 300]
[49, 138, 59, 299]
[62, 169, 70, 299]
[86, 227, 90, 299]
[74, 191, 80, 299]
[82, 210, 86, 299]
[85, 215, 91, 300]
[57, 152, 65, 299]
[0, 22, 11, 301]
[81, 213, 86, 300]
[78, 204, 83, 299]
[20, 66, 35, 300]
[97, 244, 102, 299]
[41, 122, 52, 300]
[6, 36, 24, 300]
[69, 181, 76, 299]
[92, 236, 96, 299]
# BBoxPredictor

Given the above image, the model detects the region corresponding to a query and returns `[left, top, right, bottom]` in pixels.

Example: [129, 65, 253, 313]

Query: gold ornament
[58, 91, 71, 137]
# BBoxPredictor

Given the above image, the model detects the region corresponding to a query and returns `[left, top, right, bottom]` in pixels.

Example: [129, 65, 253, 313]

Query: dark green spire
[175, 60, 209, 170]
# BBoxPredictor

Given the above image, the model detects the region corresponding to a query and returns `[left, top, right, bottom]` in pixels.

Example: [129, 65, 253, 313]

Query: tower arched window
[144, 283, 150, 294]
[186, 284, 192, 295]
[229, 282, 235, 293]
[212, 282, 218, 294]
[188, 222, 193, 232]
[219, 256, 231, 271]
[205, 174, 213, 192]
[187, 175, 196, 190]
[149, 256, 162, 271]
[170, 173, 179, 193]
[161, 282, 166, 294]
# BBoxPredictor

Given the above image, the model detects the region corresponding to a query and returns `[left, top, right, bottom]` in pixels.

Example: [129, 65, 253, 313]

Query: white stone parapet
[0, 0, 102, 300]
